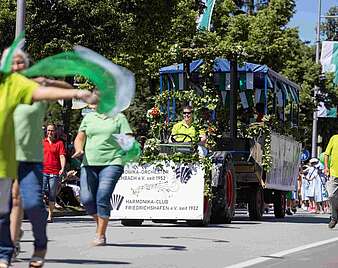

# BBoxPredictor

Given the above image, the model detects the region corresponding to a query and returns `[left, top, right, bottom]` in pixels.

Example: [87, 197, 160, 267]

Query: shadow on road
[51, 217, 96, 222]
[106, 243, 187, 251]
[120, 221, 243, 228]
[233, 214, 330, 224]
[20, 258, 130, 265]
[161, 236, 229, 243]
[264, 215, 330, 224]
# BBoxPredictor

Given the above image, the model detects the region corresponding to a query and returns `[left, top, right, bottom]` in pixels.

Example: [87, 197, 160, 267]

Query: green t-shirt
[325, 134, 338, 177]
[14, 101, 47, 162]
[0, 73, 38, 179]
[79, 112, 132, 166]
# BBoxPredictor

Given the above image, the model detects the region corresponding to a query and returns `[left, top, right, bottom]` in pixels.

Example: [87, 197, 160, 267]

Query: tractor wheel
[273, 191, 286, 218]
[248, 186, 264, 220]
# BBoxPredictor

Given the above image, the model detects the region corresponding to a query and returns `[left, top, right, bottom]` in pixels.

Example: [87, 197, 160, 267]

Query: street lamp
[311, 0, 321, 158]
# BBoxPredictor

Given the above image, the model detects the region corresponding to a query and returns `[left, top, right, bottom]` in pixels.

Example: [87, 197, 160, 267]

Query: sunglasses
[183, 111, 192, 115]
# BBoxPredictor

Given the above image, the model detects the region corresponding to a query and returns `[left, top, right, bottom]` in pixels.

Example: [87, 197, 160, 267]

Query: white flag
[321, 41, 338, 84]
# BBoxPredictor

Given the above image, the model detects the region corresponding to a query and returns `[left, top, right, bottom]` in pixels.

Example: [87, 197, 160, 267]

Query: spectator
[43, 124, 66, 223]
[304, 160, 317, 213]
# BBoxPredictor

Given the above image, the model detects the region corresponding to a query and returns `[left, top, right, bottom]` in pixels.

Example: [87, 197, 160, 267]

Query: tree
[0, 0, 16, 50]
[322, 6, 338, 41]
[0, 0, 334, 148]
[0, 0, 199, 129]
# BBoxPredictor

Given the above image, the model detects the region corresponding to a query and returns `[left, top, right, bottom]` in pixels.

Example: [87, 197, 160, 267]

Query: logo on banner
[110, 194, 124, 210]
[175, 165, 192, 184]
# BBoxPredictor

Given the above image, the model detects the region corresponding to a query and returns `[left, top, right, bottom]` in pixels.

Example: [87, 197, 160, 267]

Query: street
[12, 210, 338, 268]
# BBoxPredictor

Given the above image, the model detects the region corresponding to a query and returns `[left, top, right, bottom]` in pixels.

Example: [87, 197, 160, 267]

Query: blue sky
[289, 0, 337, 43]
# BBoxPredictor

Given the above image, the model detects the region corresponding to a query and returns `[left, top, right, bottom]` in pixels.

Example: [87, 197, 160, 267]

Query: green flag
[197, 0, 216, 31]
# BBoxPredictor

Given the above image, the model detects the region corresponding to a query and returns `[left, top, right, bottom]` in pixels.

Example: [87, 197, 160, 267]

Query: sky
[289, 0, 337, 43]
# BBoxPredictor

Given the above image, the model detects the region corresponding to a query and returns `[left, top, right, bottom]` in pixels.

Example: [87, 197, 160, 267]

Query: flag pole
[311, 0, 322, 158]
[15, 0, 26, 38]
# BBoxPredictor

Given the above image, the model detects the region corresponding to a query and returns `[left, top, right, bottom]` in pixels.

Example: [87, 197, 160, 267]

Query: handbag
[325, 177, 338, 198]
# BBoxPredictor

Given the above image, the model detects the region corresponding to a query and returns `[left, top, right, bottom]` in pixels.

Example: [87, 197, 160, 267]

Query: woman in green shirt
[73, 107, 133, 246]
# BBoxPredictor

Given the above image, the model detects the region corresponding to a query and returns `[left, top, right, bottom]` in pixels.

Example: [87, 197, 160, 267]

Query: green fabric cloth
[324, 135, 338, 177]
[0, 73, 38, 179]
[79, 112, 132, 166]
[14, 101, 47, 162]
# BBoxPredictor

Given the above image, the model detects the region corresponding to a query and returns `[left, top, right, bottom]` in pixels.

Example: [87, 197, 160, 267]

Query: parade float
[110, 58, 302, 225]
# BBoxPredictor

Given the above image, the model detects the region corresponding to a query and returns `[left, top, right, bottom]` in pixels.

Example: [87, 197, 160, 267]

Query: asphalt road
[12, 210, 338, 268]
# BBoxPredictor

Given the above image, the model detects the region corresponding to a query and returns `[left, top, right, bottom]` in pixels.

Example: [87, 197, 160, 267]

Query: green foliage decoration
[140, 141, 213, 200]
[142, 79, 219, 199]
[244, 118, 272, 172]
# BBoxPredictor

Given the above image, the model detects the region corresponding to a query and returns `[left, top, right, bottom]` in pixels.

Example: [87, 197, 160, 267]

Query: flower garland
[146, 106, 161, 122]
[140, 88, 219, 199]
[154, 89, 218, 111]
[140, 140, 213, 200]
[244, 117, 272, 172]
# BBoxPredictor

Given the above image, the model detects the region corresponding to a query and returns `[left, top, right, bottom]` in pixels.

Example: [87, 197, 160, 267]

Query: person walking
[72, 105, 134, 246]
[0, 51, 98, 268]
[11, 49, 78, 267]
[324, 134, 338, 228]
[42, 123, 66, 223]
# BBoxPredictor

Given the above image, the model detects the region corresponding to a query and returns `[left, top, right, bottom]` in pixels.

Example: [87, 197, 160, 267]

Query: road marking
[225, 236, 338, 268]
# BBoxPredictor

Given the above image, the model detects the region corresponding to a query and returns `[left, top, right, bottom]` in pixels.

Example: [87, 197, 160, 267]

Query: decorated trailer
[156, 58, 302, 220]
[110, 58, 301, 225]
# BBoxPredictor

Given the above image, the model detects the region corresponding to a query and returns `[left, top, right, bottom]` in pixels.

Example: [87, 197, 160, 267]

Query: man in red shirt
[43, 124, 66, 222]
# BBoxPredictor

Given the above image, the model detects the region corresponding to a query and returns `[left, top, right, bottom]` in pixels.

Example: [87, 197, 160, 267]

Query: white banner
[265, 133, 301, 191]
[110, 162, 205, 220]
[321, 41, 338, 84]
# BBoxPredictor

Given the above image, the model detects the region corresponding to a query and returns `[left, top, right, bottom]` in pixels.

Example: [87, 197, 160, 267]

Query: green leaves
[245, 122, 272, 172]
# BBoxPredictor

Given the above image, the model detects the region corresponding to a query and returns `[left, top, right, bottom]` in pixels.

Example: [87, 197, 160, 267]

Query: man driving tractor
[171, 105, 207, 145]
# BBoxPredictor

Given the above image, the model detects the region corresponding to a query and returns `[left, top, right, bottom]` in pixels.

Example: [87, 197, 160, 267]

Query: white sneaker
[301, 204, 308, 211]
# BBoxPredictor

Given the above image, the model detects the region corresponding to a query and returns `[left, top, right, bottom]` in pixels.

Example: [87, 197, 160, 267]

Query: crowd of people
[297, 157, 329, 214]
[283, 134, 338, 230]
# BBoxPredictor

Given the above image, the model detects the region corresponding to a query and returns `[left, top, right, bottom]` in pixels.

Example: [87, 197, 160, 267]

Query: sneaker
[328, 219, 337, 229]
[301, 204, 308, 211]
[291, 207, 297, 214]
[286, 208, 293, 215]
[92, 236, 106, 246]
